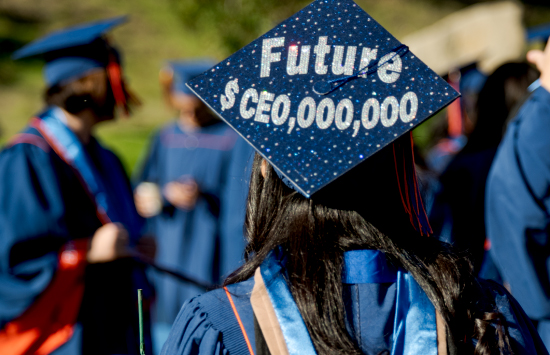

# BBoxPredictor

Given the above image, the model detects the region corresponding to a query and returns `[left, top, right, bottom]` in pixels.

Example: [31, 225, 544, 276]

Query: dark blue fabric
[430, 147, 498, 272]
[0, 109, 152, 354]
[160, 280, 255, 355]
[486, 280, 549, 354]
[343, 282, 396, 355]
[135, 121, 246, 324]
[343, 250, 397, 284]
[486, 86, 550, 346]
[486, 86, 550, 318]
[219, 137, 254, 277]
[163, 252, 548, 354]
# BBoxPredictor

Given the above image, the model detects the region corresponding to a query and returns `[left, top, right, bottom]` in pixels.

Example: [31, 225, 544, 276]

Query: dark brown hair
[226, 149, 513, 354]
[463, 62, 538, 154]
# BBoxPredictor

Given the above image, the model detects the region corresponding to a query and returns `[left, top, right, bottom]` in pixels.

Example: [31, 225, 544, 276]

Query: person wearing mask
[0, 17, 153, 355]
[134, 61, 251, 352]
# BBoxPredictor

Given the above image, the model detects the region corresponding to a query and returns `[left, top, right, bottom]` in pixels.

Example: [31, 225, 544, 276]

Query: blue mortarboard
[167, 60, 216, 95]
[187, 0, 459, 218]
[12, 16, 127, 87]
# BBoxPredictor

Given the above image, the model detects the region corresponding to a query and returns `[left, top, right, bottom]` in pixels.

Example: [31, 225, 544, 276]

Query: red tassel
[392, 132, 433, 236]
[393, 144, 411, 216]
[107, 55, 128, 116]
[409, 132, 432, 235]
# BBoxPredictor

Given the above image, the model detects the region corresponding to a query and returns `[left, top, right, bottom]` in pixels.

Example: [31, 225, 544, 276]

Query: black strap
[253, 313, 272, 355]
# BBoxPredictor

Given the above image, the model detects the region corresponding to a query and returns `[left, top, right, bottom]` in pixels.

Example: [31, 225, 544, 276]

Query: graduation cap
[187, 0, 459, 235]
[12, 16, 131, 114]
[163, 60, 217, 95]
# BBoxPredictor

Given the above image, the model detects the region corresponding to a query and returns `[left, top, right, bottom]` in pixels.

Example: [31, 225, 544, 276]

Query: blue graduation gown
[486, 87, 550, 344]
[161, 276, 548, 355]
[136, 121, 250, 324]
[219, 137, 255, 275]
[0, 121, 152, 354]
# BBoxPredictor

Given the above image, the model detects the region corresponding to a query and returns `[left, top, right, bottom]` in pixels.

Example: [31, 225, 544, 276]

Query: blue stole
[32, 107, 113, 224]
[258, 249, 438, 355]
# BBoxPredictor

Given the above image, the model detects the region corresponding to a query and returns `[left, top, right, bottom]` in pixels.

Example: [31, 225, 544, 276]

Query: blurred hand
[134, 182, 162, 218]
[87, 223, 130, 263]
[527, 37, 550, 91]
[163, 179, 199, 210]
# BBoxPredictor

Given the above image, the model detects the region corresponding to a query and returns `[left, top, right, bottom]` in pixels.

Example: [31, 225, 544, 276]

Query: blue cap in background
[167, 60, 216, 95]
[12, 16, 127, 87]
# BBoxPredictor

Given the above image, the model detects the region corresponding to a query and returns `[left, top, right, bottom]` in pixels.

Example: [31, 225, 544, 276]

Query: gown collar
[251, 248, 438, 355]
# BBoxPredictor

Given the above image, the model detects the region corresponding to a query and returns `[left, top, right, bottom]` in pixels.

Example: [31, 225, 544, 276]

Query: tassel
[392, 132, 433, 236]
[107, 54, 128, 116]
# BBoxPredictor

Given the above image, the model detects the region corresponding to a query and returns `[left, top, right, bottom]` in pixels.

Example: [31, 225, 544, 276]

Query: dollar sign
[220, 78, 239, 111]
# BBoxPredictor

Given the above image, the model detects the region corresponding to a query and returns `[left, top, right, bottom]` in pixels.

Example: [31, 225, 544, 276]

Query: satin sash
[342, 249, 398, 284]
[256, 249, 438, 355]
[31, 107, 112, 224]
[392, 272, 438, 355]
[259, 249, 316, 355]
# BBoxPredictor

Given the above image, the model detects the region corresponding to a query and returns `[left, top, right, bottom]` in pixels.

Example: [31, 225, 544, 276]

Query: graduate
[486, 37, 550, 348]
[430, 62, 538, 273]
[161, 0, 548, 354]
[134, 61, 253, 351]
[0, 17, 153, 355]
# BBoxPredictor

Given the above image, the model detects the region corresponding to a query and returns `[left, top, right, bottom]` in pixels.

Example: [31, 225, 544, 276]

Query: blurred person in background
[425, 66, 487, 175]
[0, 17, 154, 355]
[486, 38, 550, 348]
[430, 62, 538, 274]
[134, 61, 252, 353]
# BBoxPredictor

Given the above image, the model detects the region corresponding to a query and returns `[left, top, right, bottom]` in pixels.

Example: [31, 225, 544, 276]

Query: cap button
[313, 81, 333, 95]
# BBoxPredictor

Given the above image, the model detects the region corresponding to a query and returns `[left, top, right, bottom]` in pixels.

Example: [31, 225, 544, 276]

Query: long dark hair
[226, 144, 513, 354]
[462, 62, 538, 154]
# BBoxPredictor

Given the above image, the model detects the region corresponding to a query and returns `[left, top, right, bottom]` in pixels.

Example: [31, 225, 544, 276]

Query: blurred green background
[1, 0, 549, 173]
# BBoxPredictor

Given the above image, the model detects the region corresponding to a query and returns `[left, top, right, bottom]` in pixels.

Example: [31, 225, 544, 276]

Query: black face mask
[63, 76, 116, 119]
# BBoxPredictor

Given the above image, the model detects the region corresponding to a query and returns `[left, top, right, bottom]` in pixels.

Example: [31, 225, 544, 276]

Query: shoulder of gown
[133, 126, 164, 184]
[486, 86, 550, 319]
[480, 279, 549, 355]
[0, 133, 67, 326]
[161, 278, 255, 355]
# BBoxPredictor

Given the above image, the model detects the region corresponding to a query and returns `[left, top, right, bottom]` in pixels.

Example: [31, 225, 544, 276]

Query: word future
[261, 36, 401, 82]
[219, 36, 419, 136]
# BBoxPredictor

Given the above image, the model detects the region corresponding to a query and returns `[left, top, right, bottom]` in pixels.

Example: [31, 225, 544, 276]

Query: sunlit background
[1, 0, 549, 173]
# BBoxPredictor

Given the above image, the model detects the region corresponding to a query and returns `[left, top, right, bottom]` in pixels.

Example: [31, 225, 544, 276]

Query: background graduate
[161, 0, 548, 353]
[134, 61, 253, 352]
[486, 37, 550, 349]
[0, 17, 154, 355]
[429, 62, 538, 274]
